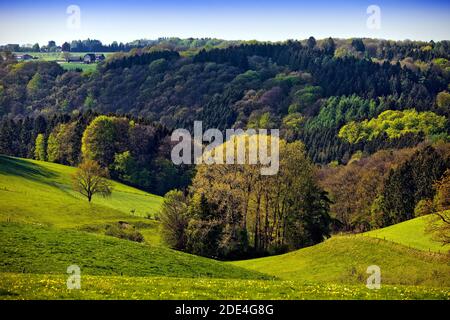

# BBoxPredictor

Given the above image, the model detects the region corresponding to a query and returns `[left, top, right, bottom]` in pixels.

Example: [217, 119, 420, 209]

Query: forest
[1, 37, 449, 258]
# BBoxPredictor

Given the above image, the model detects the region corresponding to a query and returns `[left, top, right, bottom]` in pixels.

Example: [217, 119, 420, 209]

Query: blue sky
[1, 0, 449, 45]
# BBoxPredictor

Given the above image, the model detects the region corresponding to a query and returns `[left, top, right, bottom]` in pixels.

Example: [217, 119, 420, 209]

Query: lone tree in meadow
[72, 159, 113, 202]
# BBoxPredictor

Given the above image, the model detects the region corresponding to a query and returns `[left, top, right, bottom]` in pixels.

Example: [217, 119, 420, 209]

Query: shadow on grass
[0, 288, 18, 297]
[0, 155, 57, 184]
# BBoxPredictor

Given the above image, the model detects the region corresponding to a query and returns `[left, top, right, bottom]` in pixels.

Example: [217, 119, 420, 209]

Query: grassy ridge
[231, 236, 450, 286]
[1, 273, 448, 300]
[0, 156, 162, 228]
[0, 222, 270, 280]
[363, 215, 449, 253]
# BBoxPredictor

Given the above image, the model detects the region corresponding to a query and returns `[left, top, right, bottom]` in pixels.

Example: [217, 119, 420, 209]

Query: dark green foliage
[103, 50, 179, 70]
[381, 146, 448, 225]
[351, 39, 366, 52]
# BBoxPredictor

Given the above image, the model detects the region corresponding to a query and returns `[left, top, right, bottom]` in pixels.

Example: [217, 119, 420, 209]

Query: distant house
[83, 53, 96, 64]
[95, 54, 105, 62]
[15, 54, 33, 61]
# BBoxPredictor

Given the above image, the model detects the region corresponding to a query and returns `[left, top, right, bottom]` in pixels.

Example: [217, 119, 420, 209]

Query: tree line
[0, 112, 192, 196]
[1, 38, 449, 164]
[160, 136, 332, 259]
[318, 143, 450, 232]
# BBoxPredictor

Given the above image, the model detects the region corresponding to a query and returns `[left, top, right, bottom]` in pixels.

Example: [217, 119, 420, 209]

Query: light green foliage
[46, 123, 77, 164]
[247, 112, 277, 129]
[306, 95, 378, 130]
[82, 115, 130, 167]
[1, 155, 449, 299]
[292, 85, 322, 111]
[26, 72, 42, 94]
[273, 72, 303, 87]
[437, 91, 450, 110]
[148, 58, 168, 73]
[83, 92, 96, 109]
[282, 113, 304, 132]
[60, 62, 96, 73]
[34, 134, 46, 161]
[339, 109, 447, 143]
[160, 190, 189, 250]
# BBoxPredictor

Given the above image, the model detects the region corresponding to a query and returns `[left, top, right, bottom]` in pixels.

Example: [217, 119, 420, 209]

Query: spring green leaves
[338, 109, 447, 144]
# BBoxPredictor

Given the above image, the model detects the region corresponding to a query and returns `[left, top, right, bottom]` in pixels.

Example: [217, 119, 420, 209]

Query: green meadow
[13, 52, 111, 72]
[0, 156, 449, 300]
[363, 215, 450, 253]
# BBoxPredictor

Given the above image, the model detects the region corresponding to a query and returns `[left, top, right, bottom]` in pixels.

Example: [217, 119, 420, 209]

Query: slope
[0, 155, 269, 280]
[0, 222, 269, 280]
[231, 236, 450, 286]
[0, 155, 162, 228]
[363, 215, 449, 253]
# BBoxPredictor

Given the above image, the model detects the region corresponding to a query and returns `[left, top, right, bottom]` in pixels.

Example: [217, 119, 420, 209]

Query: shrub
[104, 222, 144, 243]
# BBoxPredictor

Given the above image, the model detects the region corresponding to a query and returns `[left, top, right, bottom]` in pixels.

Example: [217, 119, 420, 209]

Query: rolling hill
[363, 215, 449, 253]
[0, 155, 449, 299]
[0, 155, 162, 228]
[0, 222, 269, 280]
[0, 155, 266, 279]
[231, 235, 450, 287]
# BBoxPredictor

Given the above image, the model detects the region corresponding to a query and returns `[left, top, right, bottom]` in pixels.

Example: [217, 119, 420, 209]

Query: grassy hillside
[363, 215, 449, 253]
[1, 155, 449, 299]
[0, 156, 162, 228]
[231, 236, 450, 287]
[0, 156, 270, 283]
[0, 222, 269, 280]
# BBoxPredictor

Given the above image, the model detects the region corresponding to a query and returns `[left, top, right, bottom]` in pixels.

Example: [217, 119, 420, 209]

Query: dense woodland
[1, 37, 449, 258]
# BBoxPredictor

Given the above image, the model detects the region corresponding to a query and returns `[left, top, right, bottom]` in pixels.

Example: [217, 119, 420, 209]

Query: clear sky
[1, 0, 449, 45]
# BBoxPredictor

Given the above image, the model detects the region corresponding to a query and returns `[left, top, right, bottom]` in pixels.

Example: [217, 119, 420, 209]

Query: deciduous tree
[72, 159, 112, 202]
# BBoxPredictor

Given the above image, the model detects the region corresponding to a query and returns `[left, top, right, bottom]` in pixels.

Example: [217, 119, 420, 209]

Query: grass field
[363, 215, 449, 253]
[0, 222, 269, 280]
[58, 62, 97, 72]
[1, 273, 448, 300]
[0, 155, 449, 300]
[13, 52, 111, 72]
[0, 156, 162, 228]
[231, 235, 449, 286]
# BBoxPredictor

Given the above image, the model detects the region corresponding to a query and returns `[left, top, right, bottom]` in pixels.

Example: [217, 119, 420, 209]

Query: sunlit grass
[1, 273, 448, 300]
[231, 236, 450, 287]
[363, 215, 449, 253]
[0, 156, 162, 228]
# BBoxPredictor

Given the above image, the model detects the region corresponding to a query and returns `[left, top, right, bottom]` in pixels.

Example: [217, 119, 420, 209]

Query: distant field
[363, 215, 450, 253]
[59, 62, 97, 72]
[13, 52, 112, 71]
[15, 52, 113, 60]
